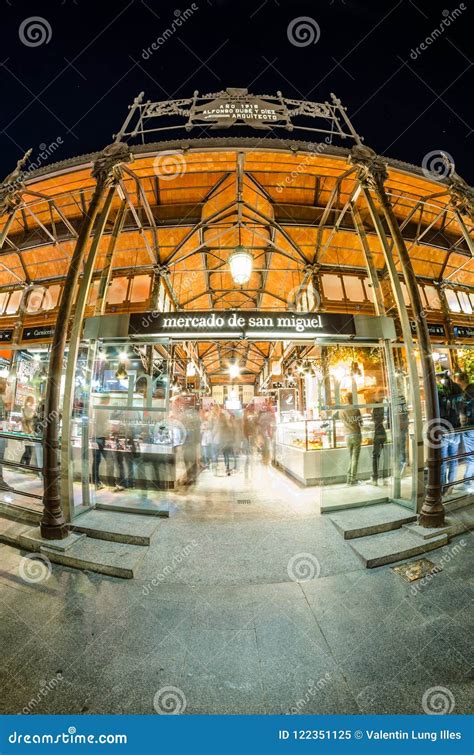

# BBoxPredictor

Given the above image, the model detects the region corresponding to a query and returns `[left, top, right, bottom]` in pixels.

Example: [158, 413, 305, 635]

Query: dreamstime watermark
[18, 554, 52, 584]
[424, 417, 454, 449]
[421, 150, 455, 181]
[142, 540, 198, 595]
[287, 552, 321, 582]
[21, 673, 63, 715]
[19, 17, 52, 47]
[288, 673, 332, 714]
[287, 17, 320, 47]
[4, 139, 64, 195]
[422, 685, 455, 714]
[409, 5, 467, 60]
[142, 5, 199, 59]
[153, 151, 187, 181]
[153, 686, 187, 714]
[275, 139, 332, 193]
[286, 281, 321, 313]
[410, 539, 467, 595]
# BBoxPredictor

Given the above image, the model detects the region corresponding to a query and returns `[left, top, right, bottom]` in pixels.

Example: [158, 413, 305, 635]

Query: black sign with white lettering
[0, 329, 13, 343]
[129, 311, 355, 340]
[453, 325, 474, 339]
[22, 325, 55, 341]
[410, 321, 445, 338]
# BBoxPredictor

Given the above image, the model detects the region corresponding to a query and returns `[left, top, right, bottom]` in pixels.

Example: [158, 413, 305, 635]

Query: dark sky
[1, 0, 473, 181]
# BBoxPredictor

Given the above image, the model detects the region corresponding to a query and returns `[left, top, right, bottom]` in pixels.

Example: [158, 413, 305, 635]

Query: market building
[0, 89, 472, 559]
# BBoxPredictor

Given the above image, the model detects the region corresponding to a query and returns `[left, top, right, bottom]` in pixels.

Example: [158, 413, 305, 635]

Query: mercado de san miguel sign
[129, 311, 356, 340]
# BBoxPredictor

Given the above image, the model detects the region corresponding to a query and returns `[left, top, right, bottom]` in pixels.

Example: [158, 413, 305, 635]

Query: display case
[274, 417, 392, 486]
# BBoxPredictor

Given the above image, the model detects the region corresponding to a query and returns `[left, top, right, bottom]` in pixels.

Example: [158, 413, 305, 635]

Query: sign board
[278, 388, 297, 413]
[22, 325, 55, 342]
[0, 329, 13, 343]
[129, 311, 355, 341]
[453, 325, 474, 339]
[410, 321, 445, 338]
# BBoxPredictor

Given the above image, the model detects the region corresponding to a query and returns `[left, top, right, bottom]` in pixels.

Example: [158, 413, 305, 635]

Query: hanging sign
[129, 311, 355, 340]
[22, 325, 55, 342]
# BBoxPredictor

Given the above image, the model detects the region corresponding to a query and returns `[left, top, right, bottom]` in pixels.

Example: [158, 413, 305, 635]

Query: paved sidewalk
[0, 463, 472, 715]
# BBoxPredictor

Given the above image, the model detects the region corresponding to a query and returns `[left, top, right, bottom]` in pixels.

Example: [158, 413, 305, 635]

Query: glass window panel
[0, 292, 9, 314]
[458, 291, 472, 314]
[417, 285, 428, 309]
[363, 279, 375, 302]
[343, 276, 365, 302]
[322, 274, 344, 300]
[130, 275, 151, 303]
[43, 285, 61, 310]
[400, 281, 411, 306]
[26, 287, 45, 313]
[424, 285, 441, 310]
[106, 277, 128, 305]
[445, 288, 461, 313]
[6, 290, 22, 314]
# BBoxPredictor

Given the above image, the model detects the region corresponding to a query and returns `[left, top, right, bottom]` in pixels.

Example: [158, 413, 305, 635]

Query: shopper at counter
[340, 393, 363, 486]
[454, 371, 474, 492]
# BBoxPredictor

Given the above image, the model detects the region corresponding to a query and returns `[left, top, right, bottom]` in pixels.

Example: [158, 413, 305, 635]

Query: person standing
[340, 393, 363, 486]
[20, 396, 36, 466]
[369, 389, 387, 486]
[437, 373, 463, 493]
[454, 371, 474, 493]
[92, 395, 110, 490]
[0, 378, 10, 489]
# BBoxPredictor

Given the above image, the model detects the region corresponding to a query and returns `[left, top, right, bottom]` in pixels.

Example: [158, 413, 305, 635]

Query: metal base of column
[418, 506, 445, 528]
[40, 513, 69, 540]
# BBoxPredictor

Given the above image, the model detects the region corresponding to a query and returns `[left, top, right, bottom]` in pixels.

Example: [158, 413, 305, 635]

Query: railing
[0, 430, 43, 500]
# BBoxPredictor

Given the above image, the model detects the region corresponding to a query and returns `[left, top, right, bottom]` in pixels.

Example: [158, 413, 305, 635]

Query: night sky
[1, 0, 473, 181]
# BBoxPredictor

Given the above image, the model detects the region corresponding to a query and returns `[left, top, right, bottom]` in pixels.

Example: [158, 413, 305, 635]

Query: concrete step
[0, 501, 41, 525]
[349, 529, 449, 568]
[0, 515, 148, 579]
[96, 499, 169, 518]
[320, 496, 389, 513]
[403, 504, 474, 541]
[72, 509, 162, 545]
[327, 503, 417, 539]
[40, 538, 147, 579]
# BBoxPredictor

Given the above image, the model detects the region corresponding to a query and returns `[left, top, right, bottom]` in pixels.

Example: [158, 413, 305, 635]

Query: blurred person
[200, 413, 213, 469]
[369, 389, 387, 486]
[219, 412, 236, 476]
[20, 396, 36, 466]
[92, 395, 111, 490]
[182, 407, 200, 485]
[438, 373, 463, 493]
[454, 371, 474, 493]
[0, 378, 10, 489]
[340, 392, 363, 486]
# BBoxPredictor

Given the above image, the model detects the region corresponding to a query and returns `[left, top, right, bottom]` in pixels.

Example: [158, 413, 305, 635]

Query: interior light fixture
[228, 363, 240, 379]
[229, 224, 253, 285]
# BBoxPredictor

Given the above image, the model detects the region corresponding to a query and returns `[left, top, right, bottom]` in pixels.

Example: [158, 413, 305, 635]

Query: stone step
[0, 514, 148, 579]
[327, 503, 417, 539]
[72, 509, 162, 545]
[96, 499, 169, 517]
[40, 538, 147, 579]
[320, 495, 389, 513]
[0, 501, 41, 525]
[403, 504, 474, 540]
[349, 529, 449, 568]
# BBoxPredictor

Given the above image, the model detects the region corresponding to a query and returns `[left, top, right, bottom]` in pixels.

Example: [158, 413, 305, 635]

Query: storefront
[0, 88, 472, 536]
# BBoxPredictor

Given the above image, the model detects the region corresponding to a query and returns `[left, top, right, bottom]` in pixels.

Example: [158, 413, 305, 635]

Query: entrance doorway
[67, 318, 419, 521]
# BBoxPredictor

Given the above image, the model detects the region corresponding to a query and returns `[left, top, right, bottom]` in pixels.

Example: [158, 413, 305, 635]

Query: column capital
[348, 145, 387, 188]
[92, 142, 133, 186]
[0, 149, 33, 215]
